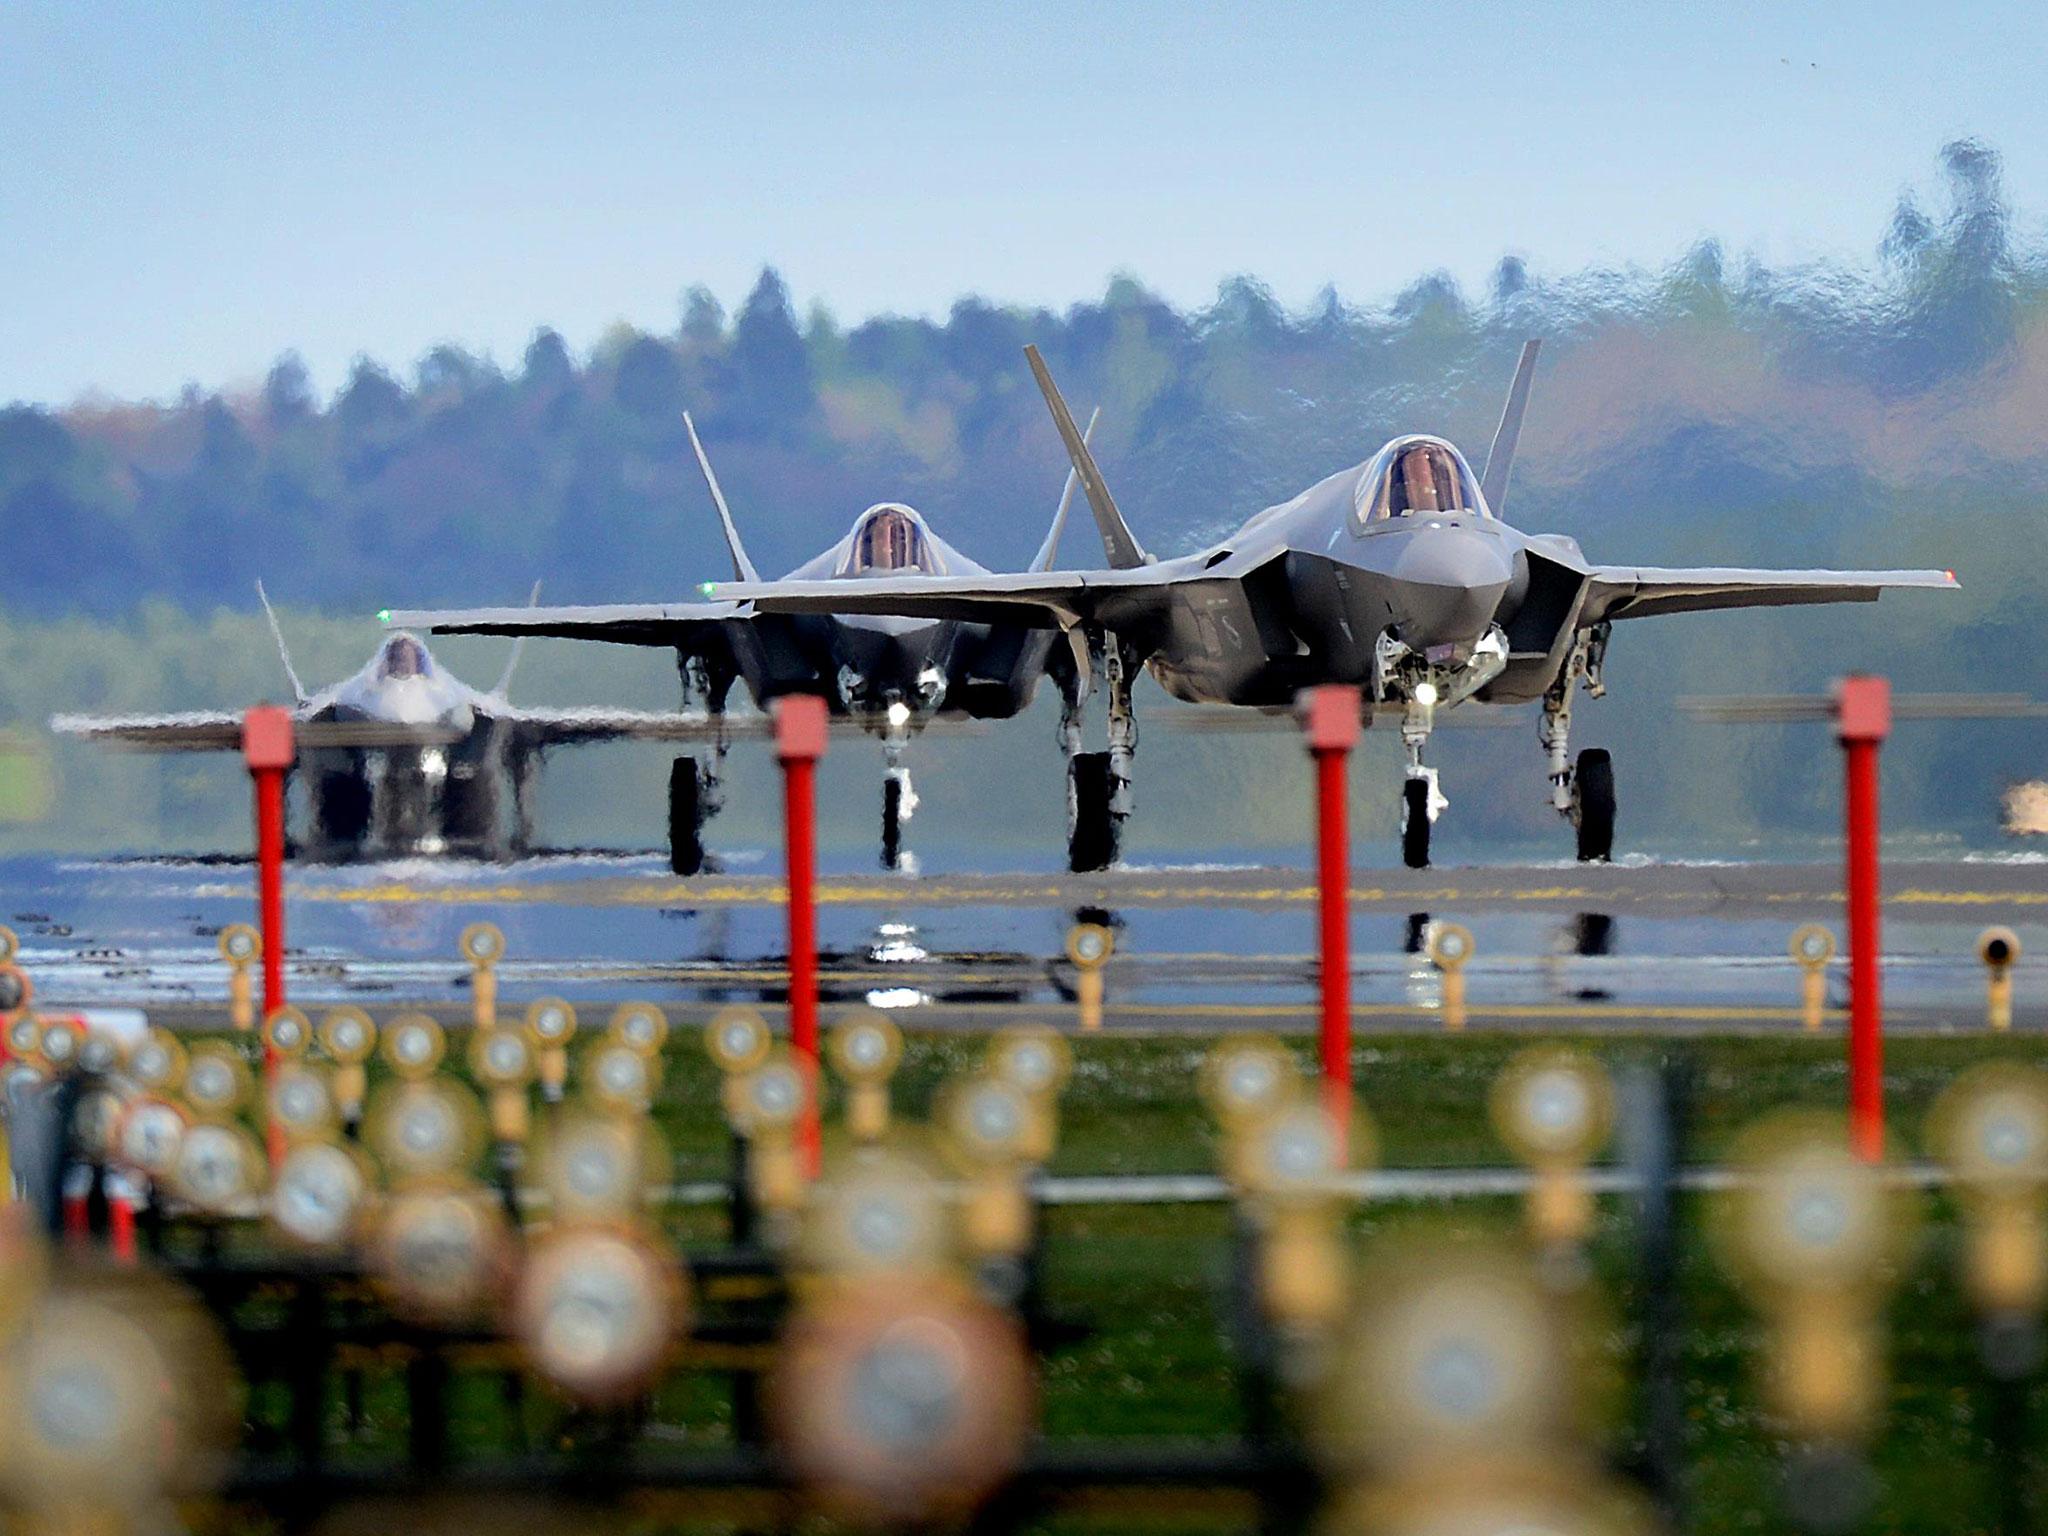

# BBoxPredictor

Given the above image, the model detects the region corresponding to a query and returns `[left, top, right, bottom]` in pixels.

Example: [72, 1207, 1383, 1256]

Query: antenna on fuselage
[1479, 339, 1541, 515]
[253, 580, 308, 705]
[683, 411, 762, 583]
[491, 580, 543, 698]
[1024, 345, 1150, 569]
[1029, 405, 1100, 572]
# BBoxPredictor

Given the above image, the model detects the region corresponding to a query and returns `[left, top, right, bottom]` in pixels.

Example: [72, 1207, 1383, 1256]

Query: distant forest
[2, 141, 2042, 856]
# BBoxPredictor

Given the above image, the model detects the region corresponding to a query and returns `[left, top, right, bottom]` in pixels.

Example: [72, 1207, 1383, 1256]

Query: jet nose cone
[1388, 525, 1512, 651]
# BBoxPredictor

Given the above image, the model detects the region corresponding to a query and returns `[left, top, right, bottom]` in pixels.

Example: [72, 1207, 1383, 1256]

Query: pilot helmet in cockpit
[1358, 437, 1486, 524]
[380, 634, 431, 680]
[848, 506, 931, 573]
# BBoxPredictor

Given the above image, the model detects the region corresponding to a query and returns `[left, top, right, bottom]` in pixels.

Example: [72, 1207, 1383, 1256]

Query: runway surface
[7, 850, 2042, 1033]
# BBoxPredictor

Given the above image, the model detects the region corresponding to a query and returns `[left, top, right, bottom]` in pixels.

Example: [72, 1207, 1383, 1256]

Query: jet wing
[50, 711, 247, 751]
[49, 713, 466, 751]
[712, 568, 1177, 630]
[496, 706, 763, 748]
[384, 602, 741, 648]
[1582, 566, 1958, 623]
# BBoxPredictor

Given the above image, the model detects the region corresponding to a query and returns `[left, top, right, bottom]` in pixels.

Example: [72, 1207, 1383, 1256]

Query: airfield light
[515, 1228, 681, 1404]
[1978, 927, 2022, 1032]
[271, 1142, 371, 1250]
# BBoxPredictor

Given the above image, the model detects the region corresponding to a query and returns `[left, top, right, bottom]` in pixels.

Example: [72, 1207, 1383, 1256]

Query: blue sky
[4, 0, 2045, 404]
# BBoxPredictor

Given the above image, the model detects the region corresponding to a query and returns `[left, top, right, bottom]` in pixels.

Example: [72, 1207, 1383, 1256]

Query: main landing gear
[668, 654, 734, 876]
[1541, 623, 1615, 864]
[1059, 633, 1138, 873]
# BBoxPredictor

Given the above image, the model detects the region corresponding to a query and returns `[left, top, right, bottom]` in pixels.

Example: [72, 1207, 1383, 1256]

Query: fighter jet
[390, 412, 1097, 872]
[707, 343, 1959, 869]
[53, 586, 717, 862]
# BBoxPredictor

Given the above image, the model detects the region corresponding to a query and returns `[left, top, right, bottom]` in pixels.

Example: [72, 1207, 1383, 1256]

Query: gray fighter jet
[389, 413, 1097, 871]
[707, 343, 1959, 869]
[53, 587, 716, 862]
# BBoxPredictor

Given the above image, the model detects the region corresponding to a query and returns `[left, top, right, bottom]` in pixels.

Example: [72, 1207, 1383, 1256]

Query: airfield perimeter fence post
[776, 693, 828, 1179]
[242, 705, 294, 1171]
[1301, 685, 1362, 1154]
[1836, 676, 1890, 1163]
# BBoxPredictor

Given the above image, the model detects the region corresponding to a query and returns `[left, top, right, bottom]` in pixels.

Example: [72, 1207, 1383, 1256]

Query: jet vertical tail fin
[253, 580, 309, 705]
[1024, 345, 1150, 569]
[1479, 339, 1541, 515]
[1028, 405, 1101, 572]
[490, 581, 544, 698]
[683, 411, 762, 583]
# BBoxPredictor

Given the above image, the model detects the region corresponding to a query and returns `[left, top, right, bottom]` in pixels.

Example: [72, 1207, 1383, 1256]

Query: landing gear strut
[1541, 623, 1615, 863]
[880, 706, 918, 871]
[1060, 631, 1137, 872]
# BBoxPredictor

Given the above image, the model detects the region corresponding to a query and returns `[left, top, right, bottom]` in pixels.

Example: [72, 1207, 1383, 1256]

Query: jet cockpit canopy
[839, 504, 944, 575]
[376, 632, 435, 681]
[1354, 436, 1490, 527]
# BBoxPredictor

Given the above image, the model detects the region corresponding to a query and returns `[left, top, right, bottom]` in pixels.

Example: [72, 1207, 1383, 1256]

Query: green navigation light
[698, 582, 717, 597]
[377, 609, 393, 623]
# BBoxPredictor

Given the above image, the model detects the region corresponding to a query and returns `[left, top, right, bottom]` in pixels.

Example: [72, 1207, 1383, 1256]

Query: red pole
[243, 706, 295, 1171]
[1302, 686, 1361, 1155]
[1836, 676, 1890, 1163]
[776, 695, 828, 1178]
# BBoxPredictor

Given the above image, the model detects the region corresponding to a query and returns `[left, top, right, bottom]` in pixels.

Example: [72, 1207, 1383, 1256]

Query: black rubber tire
[668, 757, 705, 876]
[882, 777, 904, 870]
[1401, 778, 1432, 869]
[1067, 752, 1119, 872]
[1574, 748, 1616, 863]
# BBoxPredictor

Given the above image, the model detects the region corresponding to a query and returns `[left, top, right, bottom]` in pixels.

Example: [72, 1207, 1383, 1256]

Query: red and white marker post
[243, 705, 294, 1170]
[1835, 676, 1890, 1163]
[1301, 685, 1362, 1157]
[775, 694, 828, 1179]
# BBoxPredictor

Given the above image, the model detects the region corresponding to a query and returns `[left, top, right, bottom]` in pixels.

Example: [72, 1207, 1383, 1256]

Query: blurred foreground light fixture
[1712, 1115, 1913, 1446]
[270, 1139, 375, 1250]
[1930, 1064, 2048, 1359]
[514, 1226, 686, 1405]
[804, 1150, 952, 1278]
[525, 996, 578, 1103]
[459, 922, 506, 1028]
[181, 1042, 253, 1122]
[1201, 1035, 1302, 1134]
[381, 1012, 446, 1080]
[318, 1006, 376, 1131]
[705, 1004, 772, 1076]
[539, 1113, 664, 1223]
[609, 1000, 669, 1057]
[1317, 1239, 1588, 1482]
[171, 1121, 266, 1215]
[218, 924, 260, 1033]
[0, 1272, 237, 1520]
[986, 1024, 1071, 1164]
[829, 1009, 905, 1146]
[1490, 1049, 1613, 1264]
[369, 1179, 511, 1323]
[368, 1078, 484, 1185]
[769, 1275, 1034, 1524]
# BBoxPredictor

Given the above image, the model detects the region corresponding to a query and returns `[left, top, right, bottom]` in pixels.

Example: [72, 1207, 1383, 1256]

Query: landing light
[886, 702, 912, 729]
[1413, 682, 1439, 707]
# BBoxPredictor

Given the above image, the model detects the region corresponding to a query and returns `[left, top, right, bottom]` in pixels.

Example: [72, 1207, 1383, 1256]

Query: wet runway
[6, 852, 2043, 1034]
